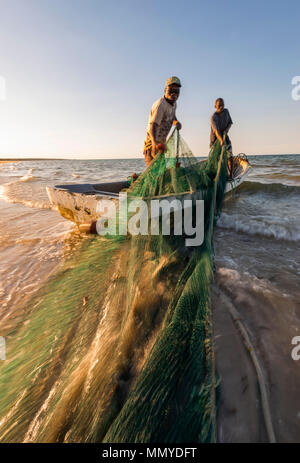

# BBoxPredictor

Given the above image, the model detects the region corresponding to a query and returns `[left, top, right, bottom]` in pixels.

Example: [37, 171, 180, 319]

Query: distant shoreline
[0, 158, 61, 162]
[1, 153, 300, 163]
[0, 160, 20, 163]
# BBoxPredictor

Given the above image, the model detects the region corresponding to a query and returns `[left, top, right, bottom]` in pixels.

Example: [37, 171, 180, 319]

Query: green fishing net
[0, 129, 228, 443]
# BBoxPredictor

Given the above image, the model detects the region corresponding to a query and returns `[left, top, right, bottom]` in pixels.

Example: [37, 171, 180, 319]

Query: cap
[166, 76, 181, 87]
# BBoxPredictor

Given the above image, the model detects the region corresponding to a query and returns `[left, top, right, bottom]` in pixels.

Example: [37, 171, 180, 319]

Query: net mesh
[102, 130, 228, 443]
[0, 129, 228, 443]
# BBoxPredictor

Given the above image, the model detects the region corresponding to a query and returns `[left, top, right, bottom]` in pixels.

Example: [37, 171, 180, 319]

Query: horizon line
[0, 153, 300, 163]
[1, 153, 300, 161]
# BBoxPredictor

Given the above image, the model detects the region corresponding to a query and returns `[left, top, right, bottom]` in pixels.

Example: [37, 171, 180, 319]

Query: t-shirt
[210, 108, 233, 146]
[144, 97, 177, 151]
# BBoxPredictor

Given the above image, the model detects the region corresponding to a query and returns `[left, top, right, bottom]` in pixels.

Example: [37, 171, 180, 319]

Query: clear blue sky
[0, 0, 299, 158]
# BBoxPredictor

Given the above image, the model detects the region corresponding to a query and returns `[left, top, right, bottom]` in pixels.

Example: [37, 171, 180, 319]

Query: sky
[0, 0, 299, 158]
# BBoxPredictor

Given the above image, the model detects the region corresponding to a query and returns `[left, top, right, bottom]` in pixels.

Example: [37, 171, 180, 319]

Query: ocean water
[0, 159, 143, 331]
[0, 155, 299, 326]
[0, 154, 300, 441]
[0, 155, 299, 325]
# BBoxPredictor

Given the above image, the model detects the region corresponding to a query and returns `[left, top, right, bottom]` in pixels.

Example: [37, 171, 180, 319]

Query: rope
[220, 290, 276, 443]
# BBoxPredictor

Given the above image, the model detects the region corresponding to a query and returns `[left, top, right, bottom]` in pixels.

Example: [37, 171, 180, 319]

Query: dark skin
[214, 98, 234, 178]
[149, 84, 182, 157]
[214, 99, 232, 146]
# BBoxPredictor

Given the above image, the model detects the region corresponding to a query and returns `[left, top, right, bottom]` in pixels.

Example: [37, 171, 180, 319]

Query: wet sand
[212, 229, 300, 443]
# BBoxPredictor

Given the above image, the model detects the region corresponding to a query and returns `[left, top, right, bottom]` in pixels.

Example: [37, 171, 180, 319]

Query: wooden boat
[46, 155, 251, 228]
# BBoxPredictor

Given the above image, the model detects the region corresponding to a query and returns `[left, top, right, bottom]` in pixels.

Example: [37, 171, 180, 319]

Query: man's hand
[215, 130, 223, 146]
[156, 143, 166, 152]
[151, 143, 166, 158]
[173, 120, 182, 130]
[224, 124, 231, 135]
[216, 134, 224, 146]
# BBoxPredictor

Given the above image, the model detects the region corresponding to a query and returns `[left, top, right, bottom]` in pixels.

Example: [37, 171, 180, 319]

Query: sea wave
[0, 191, 55, 210]
[0, 181, 54, 211]
[217, 212, 300, 242]
[216, 267, 291, 298]
[239, 181, 300, 195]
[19, 174, 36, 182]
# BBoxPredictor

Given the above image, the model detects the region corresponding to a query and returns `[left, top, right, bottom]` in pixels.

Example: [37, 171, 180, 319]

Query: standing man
[143, 76, 182, 167]
[210, 98, 234, 178]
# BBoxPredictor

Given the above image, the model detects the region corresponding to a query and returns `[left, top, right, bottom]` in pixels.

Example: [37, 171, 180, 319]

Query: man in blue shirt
[210, 98, 233, 179]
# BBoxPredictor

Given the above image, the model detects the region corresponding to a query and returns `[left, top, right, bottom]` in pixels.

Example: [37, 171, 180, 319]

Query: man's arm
[148, 99, 166, 156]
[149, 122, 166, 156]
[173, 116, 182, 130]
[224, 122, 232, 134]
[224, 110, 233, 134]
[149, 122, 159, 146]
[211, 115, 223, 145]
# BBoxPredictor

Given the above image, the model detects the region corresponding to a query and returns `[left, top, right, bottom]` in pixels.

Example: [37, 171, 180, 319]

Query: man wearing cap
[143, 76, 182, 167]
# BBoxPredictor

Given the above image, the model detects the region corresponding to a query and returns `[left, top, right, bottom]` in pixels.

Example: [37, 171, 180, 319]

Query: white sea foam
[0, 179, 54, 210]
[20, 168, 36, 182]
[217, 212, 300, 242]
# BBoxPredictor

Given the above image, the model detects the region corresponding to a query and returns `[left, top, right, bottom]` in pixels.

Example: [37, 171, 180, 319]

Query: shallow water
[0, 154, 299, 325]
